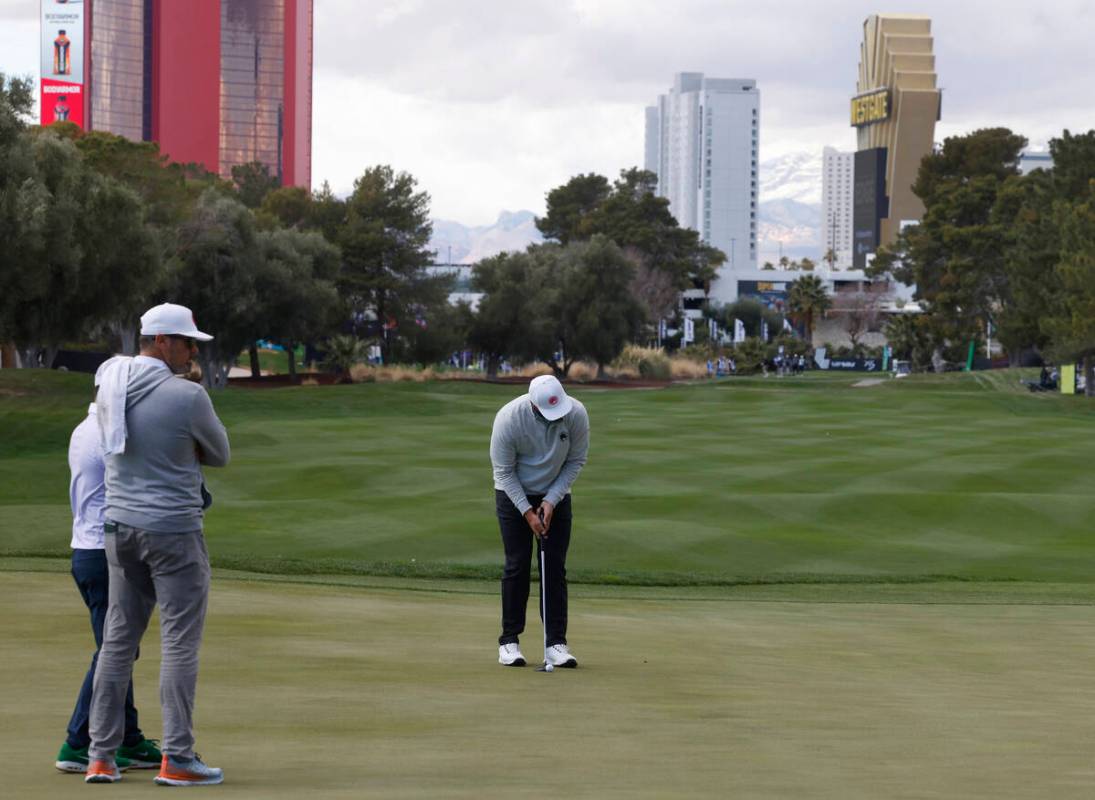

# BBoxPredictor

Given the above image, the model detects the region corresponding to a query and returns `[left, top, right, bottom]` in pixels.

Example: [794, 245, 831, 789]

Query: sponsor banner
[40, 78, 84, 126]
[813, 348, 881, 371]
[827, 358, 881, 372]
[41, 0, 85, 127]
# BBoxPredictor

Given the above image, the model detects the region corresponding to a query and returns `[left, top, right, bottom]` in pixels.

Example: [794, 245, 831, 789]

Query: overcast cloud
[2, 0, 1094, 223]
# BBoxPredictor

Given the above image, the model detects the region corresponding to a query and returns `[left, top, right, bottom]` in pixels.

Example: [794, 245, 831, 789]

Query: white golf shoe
[545, 644, 578, 668]
[498, 643, 526, 666]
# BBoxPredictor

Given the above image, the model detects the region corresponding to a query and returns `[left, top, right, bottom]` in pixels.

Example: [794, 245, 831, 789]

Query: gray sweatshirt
[490, 394, 589, 514]
[101, 358, 230, 533]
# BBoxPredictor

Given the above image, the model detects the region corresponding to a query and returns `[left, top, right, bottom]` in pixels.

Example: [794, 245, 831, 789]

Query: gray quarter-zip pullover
[490, 394, 589, 514]
[101, 358, 230, 533]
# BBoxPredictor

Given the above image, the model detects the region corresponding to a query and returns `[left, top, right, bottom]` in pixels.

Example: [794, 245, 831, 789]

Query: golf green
[6, 569, 1095, 798]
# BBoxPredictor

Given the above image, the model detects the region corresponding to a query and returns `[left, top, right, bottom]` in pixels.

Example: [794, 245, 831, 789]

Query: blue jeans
[66, 548, 142, 750]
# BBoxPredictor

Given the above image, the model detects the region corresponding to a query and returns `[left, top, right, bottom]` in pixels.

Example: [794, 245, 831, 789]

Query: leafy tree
[258, 185, 313, 230]
[798, 257, 816, 272]
[68, 130, 221, 353]
[309, 180, 347, 242]
[397, 298, 473, 366]
[162, 190, 266, 388]
[553, 236, 646, 378]
[336, 165, 448, 363]
[257, 228, 342, 378]
[787, 273, 831, 342]
[231, 161, 280, 208]
[823, 248, 837, 269]
[469, 250, 546, 377]
[871, 129, 1026, 359]
[1044, 193, 1095, 395]
[883, 314, 932, 368]
[990, 169, 1058, 362]
[536, 173, 610, 244]
[471, 237, 645, 378]
[0, 92, 158, 366]
[538, 168, 723, 293]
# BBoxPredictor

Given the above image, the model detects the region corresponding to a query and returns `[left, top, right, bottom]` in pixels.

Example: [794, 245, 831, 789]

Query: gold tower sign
[852, 14, 941, 255]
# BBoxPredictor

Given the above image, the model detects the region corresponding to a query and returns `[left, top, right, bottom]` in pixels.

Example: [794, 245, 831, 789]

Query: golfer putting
[491, 375, 589, 668]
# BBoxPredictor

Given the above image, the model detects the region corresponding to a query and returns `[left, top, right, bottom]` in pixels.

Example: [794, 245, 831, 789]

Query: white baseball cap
[140, 303, 213, 341]
[529, 374, 573, 421]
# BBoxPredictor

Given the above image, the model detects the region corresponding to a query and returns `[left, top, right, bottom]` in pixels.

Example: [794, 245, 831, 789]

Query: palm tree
[787, 274, 832, 344]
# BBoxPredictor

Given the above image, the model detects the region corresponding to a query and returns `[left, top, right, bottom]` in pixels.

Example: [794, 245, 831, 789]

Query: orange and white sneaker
[84, 758, 123, 783]
[153, 754, 224, 786]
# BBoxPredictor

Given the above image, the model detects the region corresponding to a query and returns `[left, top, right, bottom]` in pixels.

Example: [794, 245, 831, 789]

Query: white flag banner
[683, 317, 695, 344]
[783, 318, 793, 333]
[761, 320, 769, 341]
[709, 319, 718, 341]
[733, 318, 745, 343]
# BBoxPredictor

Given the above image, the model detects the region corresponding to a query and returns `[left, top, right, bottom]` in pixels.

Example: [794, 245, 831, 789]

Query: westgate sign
[850, 89, 890, 127]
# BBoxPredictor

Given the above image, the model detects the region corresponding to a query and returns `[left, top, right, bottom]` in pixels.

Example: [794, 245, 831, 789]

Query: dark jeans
[66, 548, 142, 750]
[496, 491, 572, 647]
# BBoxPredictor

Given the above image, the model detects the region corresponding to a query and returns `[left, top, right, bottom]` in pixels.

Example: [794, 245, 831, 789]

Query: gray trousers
[89, 523, 211, 761]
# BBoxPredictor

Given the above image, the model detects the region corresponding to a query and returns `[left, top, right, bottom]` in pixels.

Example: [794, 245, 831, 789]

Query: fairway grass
[4, 369, 1095, 585]
[6, 571, 1095, 799]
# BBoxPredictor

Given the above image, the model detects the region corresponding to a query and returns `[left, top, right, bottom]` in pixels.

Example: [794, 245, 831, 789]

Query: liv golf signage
[814, 347, 881, 372]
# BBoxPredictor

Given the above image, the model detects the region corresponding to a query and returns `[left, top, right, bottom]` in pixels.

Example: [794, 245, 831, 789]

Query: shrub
[612, 345, 670, 380]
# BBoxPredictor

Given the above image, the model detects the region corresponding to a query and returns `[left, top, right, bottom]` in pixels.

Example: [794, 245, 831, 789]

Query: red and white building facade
[40, 0, 313, 188]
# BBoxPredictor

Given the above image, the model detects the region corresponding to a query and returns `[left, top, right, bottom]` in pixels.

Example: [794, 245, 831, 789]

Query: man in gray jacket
[85, 303, 229, 786]
[491, 375, 589, 668]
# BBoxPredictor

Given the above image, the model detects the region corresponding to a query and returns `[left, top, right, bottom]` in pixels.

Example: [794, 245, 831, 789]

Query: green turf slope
[2, 369, 1094, 584]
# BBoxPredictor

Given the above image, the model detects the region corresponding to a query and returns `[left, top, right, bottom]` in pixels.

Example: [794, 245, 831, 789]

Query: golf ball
[545, 663, 554, 672]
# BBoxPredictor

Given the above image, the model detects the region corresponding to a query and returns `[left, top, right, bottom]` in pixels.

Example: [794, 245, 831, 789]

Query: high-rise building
[851, 14, 940, 268]
[821, 147, 854, 269]
[41, 0, 313, 188]
[646, 73, 760, 303]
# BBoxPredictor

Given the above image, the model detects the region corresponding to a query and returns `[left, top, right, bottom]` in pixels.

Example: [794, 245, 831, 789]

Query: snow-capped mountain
[429, 210, 543, 264]
[430, 152, 825, 265]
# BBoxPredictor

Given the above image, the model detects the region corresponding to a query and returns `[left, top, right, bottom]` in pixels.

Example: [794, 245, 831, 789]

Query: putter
[535, 514, 553, 673]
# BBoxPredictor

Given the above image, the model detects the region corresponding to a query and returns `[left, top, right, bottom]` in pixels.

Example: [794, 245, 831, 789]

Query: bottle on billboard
[53, 29, 72, 75]
[53, 95, 70, 122]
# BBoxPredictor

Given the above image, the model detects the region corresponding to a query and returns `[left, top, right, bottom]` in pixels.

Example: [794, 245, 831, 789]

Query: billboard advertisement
[853, 147, 888, 269]
[40, 0, 85, 128]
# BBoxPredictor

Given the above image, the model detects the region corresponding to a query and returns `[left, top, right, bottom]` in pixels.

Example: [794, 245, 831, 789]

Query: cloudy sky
[3, 0, 1094, 224]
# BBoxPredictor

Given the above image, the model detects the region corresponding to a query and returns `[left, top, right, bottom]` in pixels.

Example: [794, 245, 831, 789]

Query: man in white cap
[490, 374, 589, 668]
[85, 303, 230, 786]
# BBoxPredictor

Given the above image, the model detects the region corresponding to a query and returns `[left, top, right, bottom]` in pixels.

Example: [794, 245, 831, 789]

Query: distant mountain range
[429, 152, 825, 265]
[429, 210, 543, 264]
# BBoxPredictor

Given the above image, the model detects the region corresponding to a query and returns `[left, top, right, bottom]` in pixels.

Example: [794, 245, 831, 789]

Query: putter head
[535, 662, 552, 673]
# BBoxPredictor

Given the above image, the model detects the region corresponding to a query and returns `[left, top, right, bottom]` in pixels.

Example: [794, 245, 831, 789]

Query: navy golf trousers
[66, 548, 142, 750]
[496, 491, 572, 647]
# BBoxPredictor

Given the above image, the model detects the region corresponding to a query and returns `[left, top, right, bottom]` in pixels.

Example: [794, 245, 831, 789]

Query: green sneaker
[55, 741, 133, 773]
[117, 737, 163, 769]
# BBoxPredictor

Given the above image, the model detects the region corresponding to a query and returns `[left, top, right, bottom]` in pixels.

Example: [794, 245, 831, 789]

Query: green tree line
[870, 127, 1095, 394]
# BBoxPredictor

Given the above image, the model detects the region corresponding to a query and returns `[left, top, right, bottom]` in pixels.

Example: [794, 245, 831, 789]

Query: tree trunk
[19, 347, 42, 368]
[113, 322, 138, 356]
[248, 343, 261, 378]
[1085, 354, 1094, 398]
[287, 341, 298, 381]
[486, 355, 499, 379]
[596, 361, 607, 380]
[198, 354, 231, 390]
